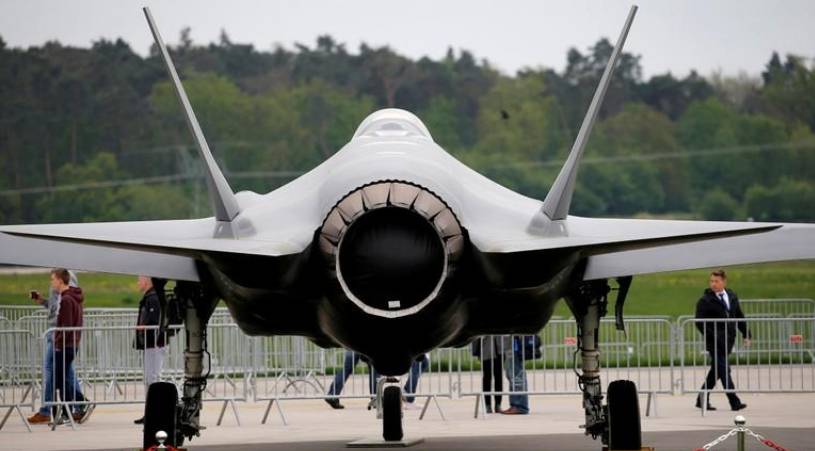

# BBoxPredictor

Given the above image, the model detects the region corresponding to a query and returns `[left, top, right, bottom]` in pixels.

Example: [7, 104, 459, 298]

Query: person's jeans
[40, 335, 83, 415]
[327, 351, 363, 396]
[504, 351, 529, 413]
[52, 347, 87, 418]
[403, 355, 429, 403]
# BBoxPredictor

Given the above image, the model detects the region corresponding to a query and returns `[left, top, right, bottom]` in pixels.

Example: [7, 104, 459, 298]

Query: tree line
[0, 31, 812, 224]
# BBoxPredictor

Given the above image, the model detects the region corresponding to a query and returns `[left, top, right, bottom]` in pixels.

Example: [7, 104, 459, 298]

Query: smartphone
[29, 290, 38, 300]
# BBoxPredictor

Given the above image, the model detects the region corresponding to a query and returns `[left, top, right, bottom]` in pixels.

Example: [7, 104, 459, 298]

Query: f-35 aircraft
[1, 5, 813, 450]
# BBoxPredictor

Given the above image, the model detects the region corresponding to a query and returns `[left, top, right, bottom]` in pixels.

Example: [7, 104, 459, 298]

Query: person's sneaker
[134, 416, 145, 425]
[324, 398, 344, 410]
[731, 403, 747, 411]
[695, 402, 717, 411]
[27, 413, 50, 424]
[485, 406, 493, 414]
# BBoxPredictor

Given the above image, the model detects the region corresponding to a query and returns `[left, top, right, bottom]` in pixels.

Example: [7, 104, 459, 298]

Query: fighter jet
[1, 5, 812, 450]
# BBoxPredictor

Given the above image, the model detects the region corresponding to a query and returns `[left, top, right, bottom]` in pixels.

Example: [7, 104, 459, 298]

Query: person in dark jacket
[49, 268, 88, 422]
[133, 276, 167, 425]
[28, 271, 86, 425]
[694, 269, 751, 411]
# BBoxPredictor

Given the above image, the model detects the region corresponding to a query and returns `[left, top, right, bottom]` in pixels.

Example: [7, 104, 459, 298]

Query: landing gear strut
[566, 279, 641, 450]
[142, 281, 218, 450]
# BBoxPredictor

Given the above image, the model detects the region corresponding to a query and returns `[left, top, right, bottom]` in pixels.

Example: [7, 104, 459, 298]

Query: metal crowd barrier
[35, 323, 251, 428]
[678, 316, 815, 414]
[0, 306, 45, 322]
[252, 340, 455, 425]
[456, 317, 674, 417]
[741, 298, 815, 317]
[0, 330, 36, 431]
[0, 307, 812, 431]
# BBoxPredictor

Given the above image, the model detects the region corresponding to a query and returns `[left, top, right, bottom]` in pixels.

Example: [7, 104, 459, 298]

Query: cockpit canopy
[352, 108, 434, 141]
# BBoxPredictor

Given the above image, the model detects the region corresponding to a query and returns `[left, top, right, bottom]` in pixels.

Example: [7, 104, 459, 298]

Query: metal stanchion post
[734, 415, 746, 451]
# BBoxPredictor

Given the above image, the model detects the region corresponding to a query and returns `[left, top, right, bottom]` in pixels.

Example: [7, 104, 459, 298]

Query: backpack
[159, 289, 184, 337]
[515, 335, 542, 360]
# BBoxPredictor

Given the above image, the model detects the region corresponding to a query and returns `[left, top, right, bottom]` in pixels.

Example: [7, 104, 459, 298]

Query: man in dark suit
[694, 269, 751, 411]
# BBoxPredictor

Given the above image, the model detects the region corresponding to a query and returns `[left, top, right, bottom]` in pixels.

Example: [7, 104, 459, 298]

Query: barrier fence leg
[217, 400, 228, 426]
[432, 395, 446, 421]
[473, 394, 488, 419]
[15, 405, 32, 432]
[420, 396, 432, 420]
[261, 398, 287, 426]
[230, 399, 241, 426]
[216, 399, 241, 426]
[645, 392, 656, 417]
[418, 395, 446, 421]
[1, 405, 33, 432]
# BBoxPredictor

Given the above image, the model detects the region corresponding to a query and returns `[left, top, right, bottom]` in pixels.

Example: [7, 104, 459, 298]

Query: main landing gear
[142, 281, 218, 450]
[566, 279, 642, 451]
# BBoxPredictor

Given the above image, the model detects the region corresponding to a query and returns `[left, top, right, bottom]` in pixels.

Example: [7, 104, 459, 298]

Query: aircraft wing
[0, 217, 312, 281]
[0, 229, 201, 281]
[582, 221, 815, 280]
[468, 216, 780, 254]
[0, 219, 308, 258]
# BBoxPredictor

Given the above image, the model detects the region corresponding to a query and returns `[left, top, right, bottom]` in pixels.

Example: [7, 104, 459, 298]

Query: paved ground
[61, 429, 811, 451]
[3, 392, 813, 451]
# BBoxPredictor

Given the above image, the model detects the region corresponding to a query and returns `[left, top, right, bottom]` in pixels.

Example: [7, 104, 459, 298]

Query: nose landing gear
[379, 378, 404, 442]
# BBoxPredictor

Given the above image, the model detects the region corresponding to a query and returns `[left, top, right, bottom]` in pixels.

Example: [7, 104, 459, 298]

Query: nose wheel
[382, 385, 404, 441]
[376, 377, 404, 442]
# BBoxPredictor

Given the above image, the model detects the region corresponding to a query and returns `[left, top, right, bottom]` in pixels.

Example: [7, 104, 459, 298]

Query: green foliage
[762, 53, 815, 131]
[579, 104, 679, 215]
[475, 73, 566, 160]
[35, 152, 192, 222]
[698, 188, 741, 221]
[745, 179, 815, 222]
[0, 34, 812, 223]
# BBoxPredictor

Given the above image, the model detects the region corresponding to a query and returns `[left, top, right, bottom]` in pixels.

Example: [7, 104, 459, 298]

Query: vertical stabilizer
[143, 7, 240, 222]
[540, 5, 638, 221]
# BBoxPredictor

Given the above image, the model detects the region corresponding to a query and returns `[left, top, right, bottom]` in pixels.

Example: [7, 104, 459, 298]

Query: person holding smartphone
[27, 270, 88, 425]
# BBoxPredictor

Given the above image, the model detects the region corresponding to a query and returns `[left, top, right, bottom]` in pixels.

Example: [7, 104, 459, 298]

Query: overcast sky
[0, 0, 813, 79]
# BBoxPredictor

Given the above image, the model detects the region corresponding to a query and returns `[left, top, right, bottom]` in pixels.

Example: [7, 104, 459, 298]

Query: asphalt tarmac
[6, 393, 813, 451]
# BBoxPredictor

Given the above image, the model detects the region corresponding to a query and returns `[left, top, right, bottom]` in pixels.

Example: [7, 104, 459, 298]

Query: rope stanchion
[693, 416, 788, 451]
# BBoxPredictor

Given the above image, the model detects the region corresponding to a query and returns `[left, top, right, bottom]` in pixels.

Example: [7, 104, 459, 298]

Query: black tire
[607, 380, 642, 451]
[382, 385, 403, 441]
[143, 382, 178, 450]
